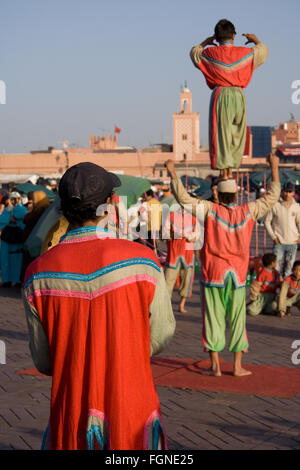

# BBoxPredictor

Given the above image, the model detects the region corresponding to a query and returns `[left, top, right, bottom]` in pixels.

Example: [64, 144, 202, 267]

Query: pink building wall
[0, 149, 272, 179]
[0, 87, 281, 179]
[173, 87, 200, 161]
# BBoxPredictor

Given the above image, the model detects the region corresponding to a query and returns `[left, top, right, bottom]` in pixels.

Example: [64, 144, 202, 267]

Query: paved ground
[1, 228, 300, 450]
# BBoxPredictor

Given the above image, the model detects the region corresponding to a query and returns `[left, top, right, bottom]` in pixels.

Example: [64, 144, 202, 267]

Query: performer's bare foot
[179, 308, 188, 314]
[233, 367, 252, 377]
[227, 168, 233, 179]
[179, 298, 188, 314]
[204, 351, 222, 376]
[202, 367, 222, 377]
[233, 351, 251, 377]
[278, 311, 285, 318]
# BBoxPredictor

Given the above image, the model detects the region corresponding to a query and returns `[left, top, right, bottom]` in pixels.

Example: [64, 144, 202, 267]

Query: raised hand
[243, 33, 260, 45]
[201, 35, 218, 48]
[164, 160, 176, 179]
[267, 153, 280, 183]
[267, 153, 279, 168]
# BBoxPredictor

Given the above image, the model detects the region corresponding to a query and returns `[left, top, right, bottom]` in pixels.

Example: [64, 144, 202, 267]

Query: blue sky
[0, 0, 299, 153]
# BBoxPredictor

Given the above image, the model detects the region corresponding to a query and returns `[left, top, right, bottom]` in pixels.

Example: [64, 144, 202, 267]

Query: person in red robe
[23, 162, 175, 450]
[165, 154, 280, 377]
[190, 19, 268, 180]
[163, 207, 199, 313]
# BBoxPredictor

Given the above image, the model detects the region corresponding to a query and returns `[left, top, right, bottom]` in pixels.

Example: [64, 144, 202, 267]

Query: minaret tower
[173, 83, 200, 161]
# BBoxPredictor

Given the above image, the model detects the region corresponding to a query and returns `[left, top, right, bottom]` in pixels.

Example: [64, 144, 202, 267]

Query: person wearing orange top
[23, 162, 175, 450]
[247, 253, 282, 317]
[165, 154, 280, 378]
[278, 261, 300, 318]
[190, 19, 268, 179]
[164, 207, 199, 313]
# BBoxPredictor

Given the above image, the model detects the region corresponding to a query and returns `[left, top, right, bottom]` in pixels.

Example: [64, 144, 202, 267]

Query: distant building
[274, 118, 300, 145]
[251, 126, 272, 158]
[0, 86, 272, 179]
[172, 86, 200, 161]
[89, 134, 118, 151]
[276, 145, 300, 163]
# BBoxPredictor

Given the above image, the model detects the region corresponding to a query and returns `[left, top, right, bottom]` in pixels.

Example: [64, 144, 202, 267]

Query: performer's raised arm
[164, 160, 211, 219]
[243, 33, 269, 69]
[249, 153, 281, 221]
[190, 35, 217, 69]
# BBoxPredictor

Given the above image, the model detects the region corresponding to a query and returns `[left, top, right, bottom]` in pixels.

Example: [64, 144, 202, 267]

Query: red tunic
[165, 210, 196, 269]
[198, 43, 254, 90]
[24, 226, 168, 450]
[201, 203, 255, 288]
[257, 267, 281, 293]
[284, 275, 300, 298]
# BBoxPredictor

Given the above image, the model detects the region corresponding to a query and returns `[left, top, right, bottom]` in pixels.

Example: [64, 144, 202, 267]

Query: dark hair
[293, 261, 300, 270]
[218, 192, 236, 205]
[262, 253, 277, 268]
[60, 194, 112, 226]
[145, 189, 154, 197]
[214, 19, 236, 43]
[211, 177, 219, 189]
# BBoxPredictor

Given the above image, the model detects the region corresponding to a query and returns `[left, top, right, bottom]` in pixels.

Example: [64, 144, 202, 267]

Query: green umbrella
[281, 170, 300, 185]
[249, 170, 300, 189]
[114, 174, 151, 207]
[180, 176, 211, 196]
[16, 182, 55, 200]
[180, 175, 211, 190]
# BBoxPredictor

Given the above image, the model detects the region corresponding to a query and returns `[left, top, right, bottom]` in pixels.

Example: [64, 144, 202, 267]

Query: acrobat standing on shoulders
[190, 19, 268, 180]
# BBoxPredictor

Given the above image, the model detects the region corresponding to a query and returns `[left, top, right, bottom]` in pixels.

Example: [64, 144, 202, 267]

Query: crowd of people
[0, 189, 51, 286]
[1, 168, 300, 312]
[0, 154, 299, 449]
[1, 17, 298, 451]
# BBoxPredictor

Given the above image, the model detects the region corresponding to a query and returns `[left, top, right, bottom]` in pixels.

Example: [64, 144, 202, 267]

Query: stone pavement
[1, 231, 300, 450]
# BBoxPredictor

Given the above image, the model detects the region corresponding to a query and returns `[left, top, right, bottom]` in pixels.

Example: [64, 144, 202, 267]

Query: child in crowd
[278, 260, 300, 318]
[247, 253, 281, 316]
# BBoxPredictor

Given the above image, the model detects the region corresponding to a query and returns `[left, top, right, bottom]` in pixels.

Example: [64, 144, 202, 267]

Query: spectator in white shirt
[265, 182, 300, 278]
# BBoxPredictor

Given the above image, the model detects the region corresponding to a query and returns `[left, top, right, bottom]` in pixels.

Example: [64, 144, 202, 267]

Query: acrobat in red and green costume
[163, 208, 200, 313]
[165, 155, 280, 377]
[190, 19, 268, 180]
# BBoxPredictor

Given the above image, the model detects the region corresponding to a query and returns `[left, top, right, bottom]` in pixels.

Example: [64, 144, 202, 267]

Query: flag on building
[114, 126, 121, 134]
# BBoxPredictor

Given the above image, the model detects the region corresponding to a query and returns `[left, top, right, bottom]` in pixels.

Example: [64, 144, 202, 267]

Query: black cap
[59, 162, 121, 205]
[283, 182, 295, 192]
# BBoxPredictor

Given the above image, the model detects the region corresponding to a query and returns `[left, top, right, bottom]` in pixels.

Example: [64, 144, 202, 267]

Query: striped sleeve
[253, 42, 268, 70]
[171, 177, 211, 219]
[190, 44, 204, 68]
[248, 182, 280, 221]
[22, 290, 52, 376]
[149, 268, 176, 356]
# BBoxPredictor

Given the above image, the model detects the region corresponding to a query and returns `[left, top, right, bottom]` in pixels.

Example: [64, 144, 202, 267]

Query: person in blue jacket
[0, 192, 27, 287]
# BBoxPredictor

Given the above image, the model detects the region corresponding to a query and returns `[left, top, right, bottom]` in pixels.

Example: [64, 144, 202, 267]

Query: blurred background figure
[265, 182, 300, 278]
[208, 177, 219, 203]
[163, 207, 200, 313]
[20, 191, 51, 282]
[0, 192, 27, 287]
[139, 189, 162, 251]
